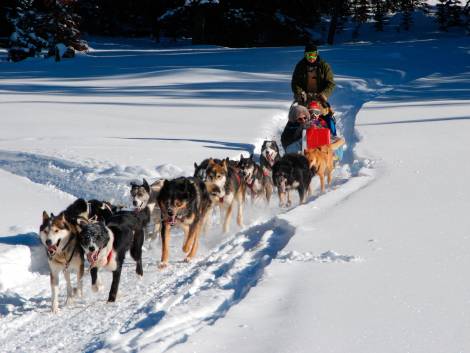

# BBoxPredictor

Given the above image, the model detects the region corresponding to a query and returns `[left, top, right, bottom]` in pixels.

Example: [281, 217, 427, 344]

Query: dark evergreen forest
[1, 0, 469, 61]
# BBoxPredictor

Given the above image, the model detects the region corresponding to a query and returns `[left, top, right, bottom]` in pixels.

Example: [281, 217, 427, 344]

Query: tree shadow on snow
[115, 137, 255, 154]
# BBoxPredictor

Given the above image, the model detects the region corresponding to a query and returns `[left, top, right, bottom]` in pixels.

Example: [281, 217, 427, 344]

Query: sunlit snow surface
[1, 25, 469, 353]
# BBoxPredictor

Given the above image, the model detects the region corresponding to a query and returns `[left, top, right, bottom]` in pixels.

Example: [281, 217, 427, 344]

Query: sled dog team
[40, 139, 344, 313]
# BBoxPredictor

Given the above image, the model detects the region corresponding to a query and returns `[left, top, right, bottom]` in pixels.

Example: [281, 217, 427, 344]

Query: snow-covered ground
[0, 29, 469, 353]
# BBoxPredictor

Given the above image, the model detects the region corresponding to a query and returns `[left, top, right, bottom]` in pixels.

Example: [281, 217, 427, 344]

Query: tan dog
[204, 158, 245, 233]
[304, 138, 345, 193]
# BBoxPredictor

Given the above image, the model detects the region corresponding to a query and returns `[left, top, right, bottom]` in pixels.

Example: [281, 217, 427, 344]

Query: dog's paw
[182, 243, 191, 253]
[73, 287, 83, 298]
[65, 297, 75, 306]
[92, 283, 103, 292]
[158, 262, 168, 270]
[183, 256, 193, 263]
[51, 305, 59, 314]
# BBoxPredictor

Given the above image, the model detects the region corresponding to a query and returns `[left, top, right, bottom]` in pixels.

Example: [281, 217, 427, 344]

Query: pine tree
[397, 0, 428, 31]
[351, 0, 370, 39]
[7, 0, 87, 61]
[45, 0, 87, 51]
[399, 0, 414, 30]
[464, 0, 470, 32]
[327, 0, 350, 45]
[8, 0, 49, 59]
[436, 0, 448, 30]
[447, 0, 463, 27]
[371, 0, 388, 32]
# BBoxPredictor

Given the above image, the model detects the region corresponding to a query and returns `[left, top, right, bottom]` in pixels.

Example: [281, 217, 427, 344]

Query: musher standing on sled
[282, 43, 337, 153]
[291, 43, 335, 106]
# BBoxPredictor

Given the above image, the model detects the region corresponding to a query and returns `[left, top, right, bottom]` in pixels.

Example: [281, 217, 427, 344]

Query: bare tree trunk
[327, 0, 342, 45]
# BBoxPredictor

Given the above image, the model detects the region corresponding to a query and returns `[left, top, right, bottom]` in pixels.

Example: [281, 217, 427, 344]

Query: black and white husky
[272, 153, 313, 207]
[130, 178, 164, 241]
[238, 154, 273, 204]
[260, 140, 281, 176]
[40, 201, 86, 313]
[78, 210, 147, 302]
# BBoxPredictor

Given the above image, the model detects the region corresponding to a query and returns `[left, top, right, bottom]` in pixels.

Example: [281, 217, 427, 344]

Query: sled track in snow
[0, 150, 133, 204]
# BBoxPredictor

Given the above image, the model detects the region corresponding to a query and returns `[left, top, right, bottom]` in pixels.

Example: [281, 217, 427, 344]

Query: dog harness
[105, 249, 113, 266]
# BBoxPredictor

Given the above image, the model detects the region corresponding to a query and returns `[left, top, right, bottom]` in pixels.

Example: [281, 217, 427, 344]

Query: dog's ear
[59, 213, 66, 222]
[101, 202, 112, 212]
[42, 211, 50, 223]
[240, 154, 244, 161]
[130, 181, 137, 187]
[76, 216, 89, 225]
[223, 158, 229, 171]
[143, 178, 150, 192]
[194, 162, 198, 169]
[250, 153, 254, 160]
[303, 148, 309, 156]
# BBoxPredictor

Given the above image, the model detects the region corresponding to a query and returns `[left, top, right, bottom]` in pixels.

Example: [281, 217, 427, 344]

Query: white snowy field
[0, 31, 469, 353]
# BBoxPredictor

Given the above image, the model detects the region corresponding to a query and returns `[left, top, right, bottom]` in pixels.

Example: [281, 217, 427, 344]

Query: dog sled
[286, 100, 345, 160]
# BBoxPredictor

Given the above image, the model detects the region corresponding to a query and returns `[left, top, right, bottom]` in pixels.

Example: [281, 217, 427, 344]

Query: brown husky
[40, 211, 84, 313]
[204, 158, 245, 233]
[157, 177, 212, 267]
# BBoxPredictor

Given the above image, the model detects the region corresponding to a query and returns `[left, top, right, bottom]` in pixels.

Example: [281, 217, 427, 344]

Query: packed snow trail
[0, 176, 365, 353]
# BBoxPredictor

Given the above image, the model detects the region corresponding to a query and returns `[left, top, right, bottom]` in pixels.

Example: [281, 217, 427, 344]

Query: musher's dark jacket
[291, 57, 336, 98]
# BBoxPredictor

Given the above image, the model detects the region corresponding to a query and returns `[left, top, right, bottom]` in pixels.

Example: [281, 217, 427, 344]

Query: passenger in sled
[281, 101, 339, 154]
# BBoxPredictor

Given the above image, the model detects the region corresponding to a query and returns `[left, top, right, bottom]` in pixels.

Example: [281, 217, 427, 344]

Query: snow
[0, 28, 469, 353]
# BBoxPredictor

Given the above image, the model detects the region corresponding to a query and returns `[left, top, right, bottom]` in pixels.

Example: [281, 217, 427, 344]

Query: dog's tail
[329, 138, 345, 151]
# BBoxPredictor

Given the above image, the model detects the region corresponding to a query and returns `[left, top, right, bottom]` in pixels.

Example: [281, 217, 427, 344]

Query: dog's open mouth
[87, 251, 100, 265]
[169, 215, 177, 226]
[267, 153, 275, 165]
[47, 245, 58, 256]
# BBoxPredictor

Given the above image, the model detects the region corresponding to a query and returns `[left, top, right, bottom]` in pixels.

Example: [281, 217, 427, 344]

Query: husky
[204, 158, 245, 233]
[157, 177, 212, 267]
[87, 199, 122, 223]
[272, 153, 313, 207]
[62, 197, 120, 223]
[77, 209, 148, 302]
[260, 140, 281, 176]
[130, 178, 165, 241]
[194, 158, 220, 181]
[40, 208, 84, 313]
[238, 154, 272, 204]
